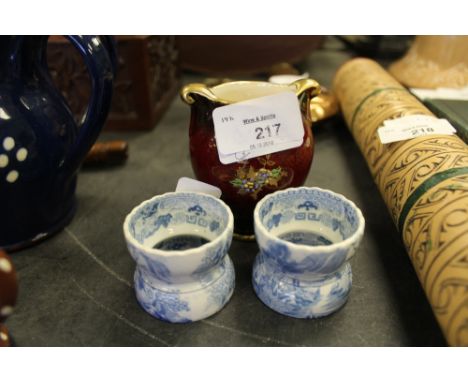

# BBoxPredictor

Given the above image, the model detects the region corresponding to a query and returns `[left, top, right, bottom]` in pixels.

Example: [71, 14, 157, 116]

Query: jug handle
[181, 83, 221, 105]
[290, 78, 321, 99]
[65, 35, 115, 169]
[97, 35, 119, 74]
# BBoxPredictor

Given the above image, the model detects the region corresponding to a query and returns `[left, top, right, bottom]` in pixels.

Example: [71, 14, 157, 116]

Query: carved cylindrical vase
[333, 58, 468, 346]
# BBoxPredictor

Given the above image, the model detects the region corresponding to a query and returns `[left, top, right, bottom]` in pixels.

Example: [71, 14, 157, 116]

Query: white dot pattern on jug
[0, 136, 30, 184]
[3, 137, 15, 151]
[16, 148, 28, 162]
[6, 170, 19, 183]
[0, 154, 8, 168]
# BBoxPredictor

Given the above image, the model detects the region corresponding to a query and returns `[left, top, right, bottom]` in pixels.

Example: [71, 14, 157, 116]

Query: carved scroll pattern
[334, 58, 468, 346]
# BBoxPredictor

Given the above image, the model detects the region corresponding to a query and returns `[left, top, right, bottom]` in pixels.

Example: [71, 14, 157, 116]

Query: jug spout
[181, 83, 221, 105]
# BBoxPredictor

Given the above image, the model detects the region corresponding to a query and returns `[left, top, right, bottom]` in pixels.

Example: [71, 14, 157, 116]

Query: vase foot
[252, 254, 352, 318]
[134, 256, 235, 323]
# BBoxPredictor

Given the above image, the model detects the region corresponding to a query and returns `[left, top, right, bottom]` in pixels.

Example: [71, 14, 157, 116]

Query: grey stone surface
[6, 41, 446, 346]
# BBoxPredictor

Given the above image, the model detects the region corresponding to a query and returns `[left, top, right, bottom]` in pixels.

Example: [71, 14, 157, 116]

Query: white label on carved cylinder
[212, 92, 304, 164]
[377, 115, 456, 144]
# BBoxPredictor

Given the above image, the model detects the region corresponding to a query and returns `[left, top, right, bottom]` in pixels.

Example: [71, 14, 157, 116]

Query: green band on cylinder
[398, 167, 468, 233]
[350, 87, 406, 130]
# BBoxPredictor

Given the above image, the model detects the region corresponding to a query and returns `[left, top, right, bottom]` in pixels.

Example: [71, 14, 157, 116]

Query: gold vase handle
[289, 78, 321, 99]
[180, 83, 220, 105]
[290, 79, 339, 123]
[309, 88, 340, 123]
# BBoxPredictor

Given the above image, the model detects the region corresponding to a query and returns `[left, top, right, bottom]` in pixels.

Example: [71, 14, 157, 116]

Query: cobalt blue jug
[0, 36, 115, 251]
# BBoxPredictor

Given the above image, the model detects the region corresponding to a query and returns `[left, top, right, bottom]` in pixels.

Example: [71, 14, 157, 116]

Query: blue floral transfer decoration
[252, 187, 364, 319]
[155, 213, 172, 229]
[192, 244, 225, 275]
[209, 220, 220, 232]
[125, 191, 236, 322]
[266, 213, 282, 230]
[188, 204, 206, 216]
[196, 257, 235, 308]
[252, 255, 352, 318]
[298, 200, 318, 210]
[261, 201, 274, 221]
[262, 240, 347, 275]
[143, 257, 172, 284]
[135, 269, 191, 323]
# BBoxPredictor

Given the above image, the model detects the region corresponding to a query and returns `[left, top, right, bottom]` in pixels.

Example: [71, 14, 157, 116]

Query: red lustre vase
[181, 79, 322, 239]
[0, 250, 18, 346]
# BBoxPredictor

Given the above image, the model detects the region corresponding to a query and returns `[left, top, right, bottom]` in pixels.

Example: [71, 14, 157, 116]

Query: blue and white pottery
[252, 187, 365, 318]
[123, 192, 235, 323]
[0, 36, 116, 251]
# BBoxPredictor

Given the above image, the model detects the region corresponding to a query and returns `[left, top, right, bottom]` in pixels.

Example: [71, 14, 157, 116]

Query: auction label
[176, 177, 222, 198]
[213, 92, 304, 164]
[377, 115, 456, 144]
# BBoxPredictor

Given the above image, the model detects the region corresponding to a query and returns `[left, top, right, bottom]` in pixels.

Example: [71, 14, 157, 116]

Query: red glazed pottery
[181, 79, 323, 238]
[0, 250, 18, 346]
